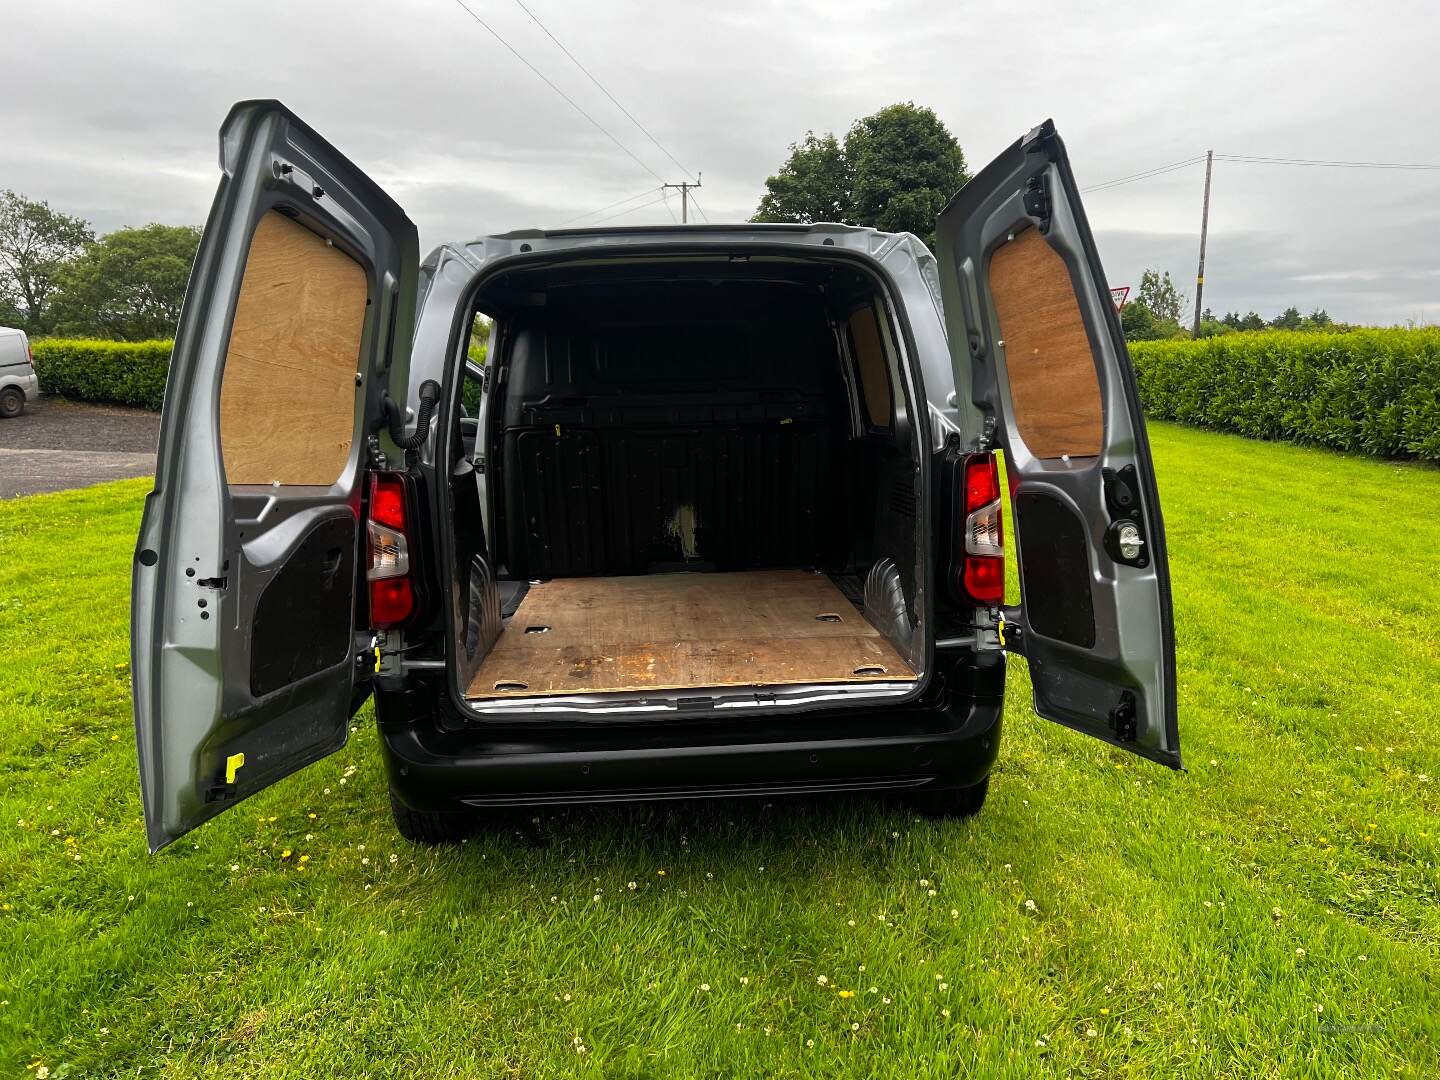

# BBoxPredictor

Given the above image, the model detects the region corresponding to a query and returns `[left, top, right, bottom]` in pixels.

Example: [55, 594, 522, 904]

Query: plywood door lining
[219, 210, 369, 486]
[467, 570, 917, 699]
[988, 226, 1104, 459]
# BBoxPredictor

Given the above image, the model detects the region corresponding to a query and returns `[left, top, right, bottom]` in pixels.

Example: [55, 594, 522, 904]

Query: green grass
[1, 422, 1437, 1078]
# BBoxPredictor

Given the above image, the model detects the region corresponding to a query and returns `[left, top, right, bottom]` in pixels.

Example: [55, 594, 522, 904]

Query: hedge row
[31, 338, 172, 411]
[1129, 328, 1440, 462]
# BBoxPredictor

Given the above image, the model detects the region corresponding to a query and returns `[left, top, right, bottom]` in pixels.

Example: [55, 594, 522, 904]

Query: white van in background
[0, 327, 38, 418]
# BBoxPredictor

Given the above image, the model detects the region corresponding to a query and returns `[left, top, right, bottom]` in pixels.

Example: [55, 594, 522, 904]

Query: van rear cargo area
[466, 570, 916, 699]
[449, 253, 927, 711]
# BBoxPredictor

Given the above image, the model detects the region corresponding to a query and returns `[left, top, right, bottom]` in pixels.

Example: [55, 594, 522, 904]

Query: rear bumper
[377, 663, 1004, 812]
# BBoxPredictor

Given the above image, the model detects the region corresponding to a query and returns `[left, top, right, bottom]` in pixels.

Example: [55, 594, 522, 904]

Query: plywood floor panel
[467, 571, 916, 699]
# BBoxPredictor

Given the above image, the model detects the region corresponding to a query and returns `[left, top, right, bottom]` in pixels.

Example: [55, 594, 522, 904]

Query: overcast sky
[3, 0, 1436, 325]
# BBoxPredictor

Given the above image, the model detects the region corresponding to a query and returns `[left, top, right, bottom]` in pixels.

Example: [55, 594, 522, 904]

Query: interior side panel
[986, 226, 1104, 460]
[218, 210, 368, 486]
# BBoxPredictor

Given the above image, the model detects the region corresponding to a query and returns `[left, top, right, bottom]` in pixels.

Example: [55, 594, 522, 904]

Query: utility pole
[662, 174, 702, 223]
[1191, 149, 1213, 338]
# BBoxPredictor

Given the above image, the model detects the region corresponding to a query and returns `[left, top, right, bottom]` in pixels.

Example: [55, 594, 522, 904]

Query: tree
[844, 104, 968, 249]
[752, 132, 853, 226]
[0, 190, 94, 333]
[51, 224, 201, 340]
[1136, 268, 1186, 325]
[1120, 300, 1158, 341]
[1270, 305, 1303, 330]
[1302, 307, 1332, 330]
[752, 103, 968, 250]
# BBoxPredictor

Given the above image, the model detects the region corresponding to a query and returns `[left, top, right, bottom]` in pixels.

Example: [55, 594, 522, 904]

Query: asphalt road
[0, 397, 160, 498]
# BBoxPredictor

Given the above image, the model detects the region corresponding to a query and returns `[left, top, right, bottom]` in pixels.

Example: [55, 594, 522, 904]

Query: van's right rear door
[934, 120, 1179, 767]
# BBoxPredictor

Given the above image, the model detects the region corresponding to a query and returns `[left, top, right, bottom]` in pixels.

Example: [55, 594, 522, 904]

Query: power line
[1082, 156, 1206, 193]
[582, 192, 670, 226]
[510, 0, 697, 182]
[686, 190, 711, 223]
[555, 186, 661, 227]
[447, 0, 664, 183]
[1214, 153, 1440, 171]
[659, 188, 679, 224]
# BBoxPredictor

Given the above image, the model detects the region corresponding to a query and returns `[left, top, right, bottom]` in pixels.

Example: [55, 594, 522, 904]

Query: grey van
[132, 101, 1177, 851]
[0, 326, 38, 418]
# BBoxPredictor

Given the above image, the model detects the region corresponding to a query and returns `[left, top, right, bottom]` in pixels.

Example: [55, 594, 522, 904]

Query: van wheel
[389, 789, 481, 844]
[906, 776, 990, 819]
[0, 388, 23, 419]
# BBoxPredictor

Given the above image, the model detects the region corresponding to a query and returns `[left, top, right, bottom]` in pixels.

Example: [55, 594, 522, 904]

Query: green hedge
[31, 338, 172, 411]
[1130, 329, 1440, 462]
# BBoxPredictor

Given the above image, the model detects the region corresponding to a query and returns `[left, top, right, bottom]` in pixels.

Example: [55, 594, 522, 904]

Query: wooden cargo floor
[467, 570, 916, 700]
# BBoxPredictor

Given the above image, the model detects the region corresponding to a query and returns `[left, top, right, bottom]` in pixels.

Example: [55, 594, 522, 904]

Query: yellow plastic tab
[373, 645, 382, 673]
[997, 617, 1007, 648]
[224, 752, 246, 785]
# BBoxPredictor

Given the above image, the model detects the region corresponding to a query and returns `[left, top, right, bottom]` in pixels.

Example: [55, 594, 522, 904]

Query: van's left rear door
[132, 100, 418, 851]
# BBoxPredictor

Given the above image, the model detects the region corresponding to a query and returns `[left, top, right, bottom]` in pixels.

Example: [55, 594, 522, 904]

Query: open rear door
[935, 120, 1179, 767]
[132, 101, 418, 850]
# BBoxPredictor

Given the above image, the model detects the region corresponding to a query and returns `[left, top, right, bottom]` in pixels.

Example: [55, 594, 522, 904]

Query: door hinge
[1109, 691, 1137, 743]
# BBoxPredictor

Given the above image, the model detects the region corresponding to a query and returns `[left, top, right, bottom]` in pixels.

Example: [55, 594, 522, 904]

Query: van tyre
[389, 788, 481, 844]
[0, 388, 23, 419]
[906, 776, 990, 819]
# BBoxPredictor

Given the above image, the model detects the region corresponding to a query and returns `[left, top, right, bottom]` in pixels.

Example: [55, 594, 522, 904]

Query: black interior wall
[492, 278, 853, 579]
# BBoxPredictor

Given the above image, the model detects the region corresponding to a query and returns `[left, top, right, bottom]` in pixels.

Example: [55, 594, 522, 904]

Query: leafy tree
[1302, 308, 1332, 329]
[844, 104, 968, 249]
[1120, 300, 1158, 341]
[752, 133, 853, 226]
[51, 224, 201, 340]
[1196, 318, 1234, 338]
[1270, 305, 1303, 330]
[752, 103, 968, 250]
[0, 190, 94, 333]
[1136, 269, 1186, 325]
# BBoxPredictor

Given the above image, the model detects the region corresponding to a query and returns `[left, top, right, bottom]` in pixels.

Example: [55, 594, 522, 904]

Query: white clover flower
[1296, 947, 1306, 957]
[1024, 899, 1037, 912]
[816, 975, 828, 985]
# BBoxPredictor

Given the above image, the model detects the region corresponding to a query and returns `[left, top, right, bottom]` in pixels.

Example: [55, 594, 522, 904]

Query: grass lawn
[1, 421, 1436, 1078]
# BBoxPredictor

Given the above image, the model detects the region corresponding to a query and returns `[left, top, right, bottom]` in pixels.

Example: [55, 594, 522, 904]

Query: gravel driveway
[0, 397, 160, 498]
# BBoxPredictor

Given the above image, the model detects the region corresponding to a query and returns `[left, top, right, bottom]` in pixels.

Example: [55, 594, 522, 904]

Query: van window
[846, 303, 893, 429]
[987, 226, 1103, 459]
[219, 210, 368, 485]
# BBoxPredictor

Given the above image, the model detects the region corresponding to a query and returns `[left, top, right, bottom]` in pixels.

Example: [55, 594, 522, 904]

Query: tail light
[366, 471, 416, 628]
[956, 451, 1005, 606]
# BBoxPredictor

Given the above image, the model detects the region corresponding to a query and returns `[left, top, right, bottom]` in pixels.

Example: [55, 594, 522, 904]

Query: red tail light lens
[367, 472, 415, 628]
[957, 452, 1005, 606]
